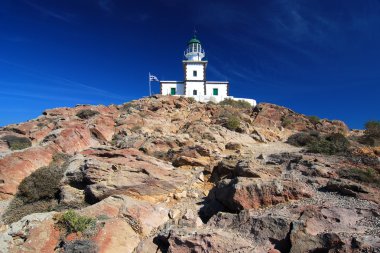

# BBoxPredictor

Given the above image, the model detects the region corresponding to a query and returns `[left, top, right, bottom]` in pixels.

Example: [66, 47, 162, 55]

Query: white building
[160, 35, 256, 106]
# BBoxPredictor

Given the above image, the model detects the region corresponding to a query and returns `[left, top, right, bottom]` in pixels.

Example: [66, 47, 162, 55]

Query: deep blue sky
[0, 0, 379, 129]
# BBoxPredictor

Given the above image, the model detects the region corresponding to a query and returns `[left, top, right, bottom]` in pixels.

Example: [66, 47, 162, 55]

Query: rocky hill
[0, 95, 378, 253]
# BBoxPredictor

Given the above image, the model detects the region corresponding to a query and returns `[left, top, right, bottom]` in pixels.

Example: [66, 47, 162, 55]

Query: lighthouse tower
[182, 35, 208, 97]
[159, 33, 256, 106]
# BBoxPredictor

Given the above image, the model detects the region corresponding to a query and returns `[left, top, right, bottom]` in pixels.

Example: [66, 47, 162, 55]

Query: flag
[149, 73, 159, 82]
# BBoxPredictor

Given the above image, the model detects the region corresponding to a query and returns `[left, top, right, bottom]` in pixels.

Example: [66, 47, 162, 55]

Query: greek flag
[149, 73, 159, 82]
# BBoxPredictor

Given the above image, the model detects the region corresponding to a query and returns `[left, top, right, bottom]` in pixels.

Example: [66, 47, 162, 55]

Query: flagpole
[149, 72, 152, 96]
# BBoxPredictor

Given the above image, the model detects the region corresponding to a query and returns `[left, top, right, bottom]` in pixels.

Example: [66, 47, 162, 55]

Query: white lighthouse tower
[160, 34, 256, 106]
[183, 35, 208, 97]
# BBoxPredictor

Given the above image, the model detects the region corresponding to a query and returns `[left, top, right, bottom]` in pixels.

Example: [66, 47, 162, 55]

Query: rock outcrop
[0, 95, 378, 253]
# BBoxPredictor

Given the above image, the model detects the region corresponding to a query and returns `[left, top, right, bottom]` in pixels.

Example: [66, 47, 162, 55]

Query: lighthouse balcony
[184, 47, 205, 56]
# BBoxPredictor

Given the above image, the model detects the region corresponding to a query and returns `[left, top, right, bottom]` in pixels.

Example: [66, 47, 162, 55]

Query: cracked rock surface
[0, 96, 378, 253]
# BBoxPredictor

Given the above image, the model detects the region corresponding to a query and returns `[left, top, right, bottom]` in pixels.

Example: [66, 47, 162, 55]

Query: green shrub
[219, 98, 252, 109]
[281, 117, 292, 127]
[288, 132, 350, 155]
[76, 109, 99, 119]
[3, 199, 57, 224]
[307, 139, 336, 155]
[308, 115, 320, 125]
[2, 153, 70, 224]
[58, 210, 96, 233]
[339, 167, 380, 188]
[225, 115, 240, 131]
[18, 165, 63, 203]
[120, 102, 141, 112]
[111, 130, 128, 147]
[360, 120, 380, 146]
[1, 135, 32, 150]
[308, 133, 350, 155]
[287, 132, 319, 147]
[217, 108, 242, 132]
[326, 133, 350, 151]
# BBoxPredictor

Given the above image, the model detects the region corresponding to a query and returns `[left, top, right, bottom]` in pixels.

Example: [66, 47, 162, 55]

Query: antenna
[193, 27, 197, 37]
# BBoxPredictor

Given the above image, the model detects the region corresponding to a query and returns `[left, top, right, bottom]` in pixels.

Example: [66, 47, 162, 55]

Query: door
[171, 88, 176, 95]
[213, 88, 218, 96]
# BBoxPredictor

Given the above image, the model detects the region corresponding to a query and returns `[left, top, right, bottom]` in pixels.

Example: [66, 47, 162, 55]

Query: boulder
[323, 180, 368, 197]
[2, 212, 60, 253]
[166, 227, 256, 253]
[61, 149, 191, 203]
[208, 211, 291, 249]
[172, 156, 209, 167]
[213, 177, 311, 212]
[290, 221, 344, 253]
[93, 218, 140, 253]
[210, 156, 237, 181]
[235, 160, 262, 178]
[265, 152, 302, 165]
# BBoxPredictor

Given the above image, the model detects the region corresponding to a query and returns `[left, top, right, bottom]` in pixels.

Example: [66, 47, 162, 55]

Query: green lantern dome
[188, 35, 201, 45]
[184, 34, 205, 61]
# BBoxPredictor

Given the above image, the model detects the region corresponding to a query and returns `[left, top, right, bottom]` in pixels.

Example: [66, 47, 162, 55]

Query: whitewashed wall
[185, 81, 205, 96]
[161, 82, 185, 95]
[185, 63, 205, 80]
[160, 82, 257, 107]
[205, 83, 228, 97]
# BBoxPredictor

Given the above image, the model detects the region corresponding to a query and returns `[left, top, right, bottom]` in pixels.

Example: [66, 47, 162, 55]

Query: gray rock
[323, 180, 368, 197]
[64, 240, 98, 253]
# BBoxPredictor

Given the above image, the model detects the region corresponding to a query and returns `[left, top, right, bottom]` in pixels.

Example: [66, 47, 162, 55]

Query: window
[193, 70, 197, 77]
[170, 88, 176, 95]
[193, 90, 197, 95]
[213, 88, 218, 96]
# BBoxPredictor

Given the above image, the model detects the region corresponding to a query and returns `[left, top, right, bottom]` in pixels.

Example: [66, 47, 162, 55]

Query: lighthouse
[183, 35, 210, 98]
[160, 34, 256, 106]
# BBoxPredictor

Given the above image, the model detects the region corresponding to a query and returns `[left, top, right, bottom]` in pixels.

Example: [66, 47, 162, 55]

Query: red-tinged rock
[5, 122, 37, 135]
[83, 195, 169, 237]
[0, 146, 56, 199]
[62, 149, 192, 203]
[172, 156, 209, 167]
[43, 107, 73, 117]
[66, 232, 82, 242]
[252, 103, 349, 135]
[317, 119, 350, 135]
[0, 139, 9, 153]
[89, 115, 115, 143]
[80, 196, 124, 219]
[29, 125, 54, 144]
[93, 218, 140, 253]
[7, 212, 60, 253]
[53, 126, 93, 153]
